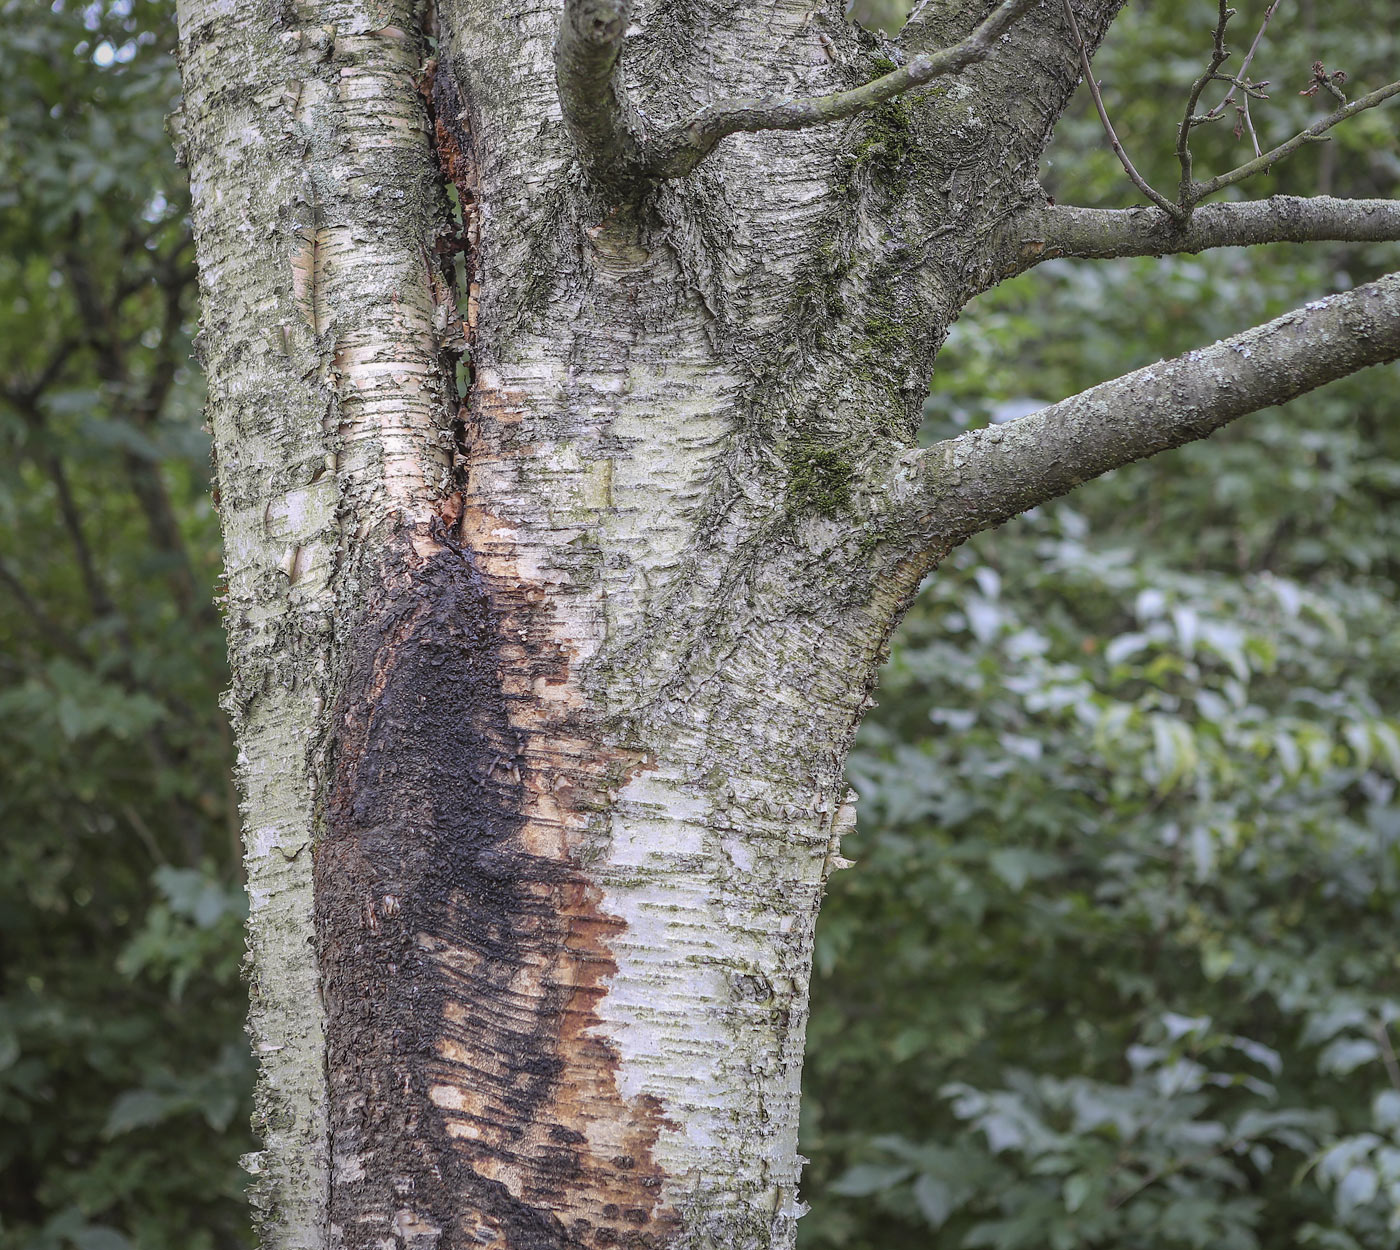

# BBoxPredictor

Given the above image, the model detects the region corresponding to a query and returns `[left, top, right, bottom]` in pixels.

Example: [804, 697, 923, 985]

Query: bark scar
[316, 528, 677, 1248]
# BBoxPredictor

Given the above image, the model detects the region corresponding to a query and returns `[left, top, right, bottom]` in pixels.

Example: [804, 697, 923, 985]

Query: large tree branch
[878, 271, 1400, 552]
[881, 0, 1128, 296]
[1003, 195, 1400, 274]
[648, 0, 1036, 178]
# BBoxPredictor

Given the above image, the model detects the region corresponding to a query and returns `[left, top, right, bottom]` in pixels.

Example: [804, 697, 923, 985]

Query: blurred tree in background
[0, 3, 251, 1248]
[803, 3, 1400, 1249]
[1, 1, 1398, 1248]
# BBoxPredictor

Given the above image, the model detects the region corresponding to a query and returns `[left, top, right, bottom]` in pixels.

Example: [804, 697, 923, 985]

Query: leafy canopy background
[0, 2, 1397, 1248]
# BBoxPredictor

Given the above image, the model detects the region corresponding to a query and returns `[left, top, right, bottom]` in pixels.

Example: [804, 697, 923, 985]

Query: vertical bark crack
[421, 41, 480, 536]
[315, 24, 677, 1244]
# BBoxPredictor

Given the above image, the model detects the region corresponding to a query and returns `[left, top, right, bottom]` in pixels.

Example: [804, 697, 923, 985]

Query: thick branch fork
[886, 271, 1400, 547]
[554, 0, 1036, 185]
[1007, 196, 1400, 272]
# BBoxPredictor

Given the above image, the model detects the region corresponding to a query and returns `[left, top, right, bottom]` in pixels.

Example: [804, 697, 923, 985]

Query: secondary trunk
[175, 1, 1094, 1246]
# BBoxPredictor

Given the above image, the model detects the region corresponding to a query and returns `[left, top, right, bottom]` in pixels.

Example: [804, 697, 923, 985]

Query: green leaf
[912, 1173, 955, 1227]
[1063, 1174, 1091, 1214]
[1335, 1165, 1379, 1218]
[830, 1163, 912, 1197]
[1319, 1038, 1380, 1076]
[102, 1088, 175, 1138]
[988, 848, 1038, 893]
[1375, 1090, 1400, 1134]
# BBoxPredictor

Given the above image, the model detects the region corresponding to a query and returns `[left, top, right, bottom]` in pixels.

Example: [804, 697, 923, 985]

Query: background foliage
[1, 2, 1397, 1248]
[0, 3, 250, 1248]
[804, 3, 1400, 1248]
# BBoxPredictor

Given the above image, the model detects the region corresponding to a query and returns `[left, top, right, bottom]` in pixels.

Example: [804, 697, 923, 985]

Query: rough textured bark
[1006, 196, 1400, 272]
[173, 0, 1400, 1247]
[882, 271, 1400, 546]
[176, 1, 449, 1241]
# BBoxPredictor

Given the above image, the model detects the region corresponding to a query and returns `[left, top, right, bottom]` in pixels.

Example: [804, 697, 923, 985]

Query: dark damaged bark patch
[315, 527, 676, 1249]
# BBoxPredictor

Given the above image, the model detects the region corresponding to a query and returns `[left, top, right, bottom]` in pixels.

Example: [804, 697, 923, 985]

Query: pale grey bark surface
[172, 0, 1400, 1247]
[175, 0, 451, 1241]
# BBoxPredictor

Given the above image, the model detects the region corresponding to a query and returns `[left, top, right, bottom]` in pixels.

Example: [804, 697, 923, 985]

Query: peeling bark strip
[316, 529, 673, 1249]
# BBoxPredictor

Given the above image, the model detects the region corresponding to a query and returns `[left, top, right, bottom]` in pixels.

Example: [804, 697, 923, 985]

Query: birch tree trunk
[173, 0, 1400, 1247]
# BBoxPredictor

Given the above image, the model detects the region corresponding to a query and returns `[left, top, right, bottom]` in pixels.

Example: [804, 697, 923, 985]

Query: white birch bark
[173, 0, 1400, 1247]
[176, 0, 451, 1241]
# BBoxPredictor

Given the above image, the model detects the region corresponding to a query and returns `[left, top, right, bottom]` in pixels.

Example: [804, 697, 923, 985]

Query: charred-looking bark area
[316, 528, 674, 1250]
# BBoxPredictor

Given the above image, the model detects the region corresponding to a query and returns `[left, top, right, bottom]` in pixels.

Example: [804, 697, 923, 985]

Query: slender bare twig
[1176, 0, 1236, 198]
[122, 802, 169, 865]
[1133, 1, 1393, 219]
[1062, 0, 1184, 219]
[1240, 90, 1262, 156]
[1302, 59, 1351, 105]
[1375, 1020, 1400, 1092]
[1107, 1132, 1249, 1212]
[1206, 0, 1282, 121]
[649, 0, 1036, 178]
[1193, 77, 1400, 199]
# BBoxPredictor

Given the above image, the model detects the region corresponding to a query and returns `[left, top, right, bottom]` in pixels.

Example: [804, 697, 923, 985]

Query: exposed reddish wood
[315, 496, 677, 1250]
